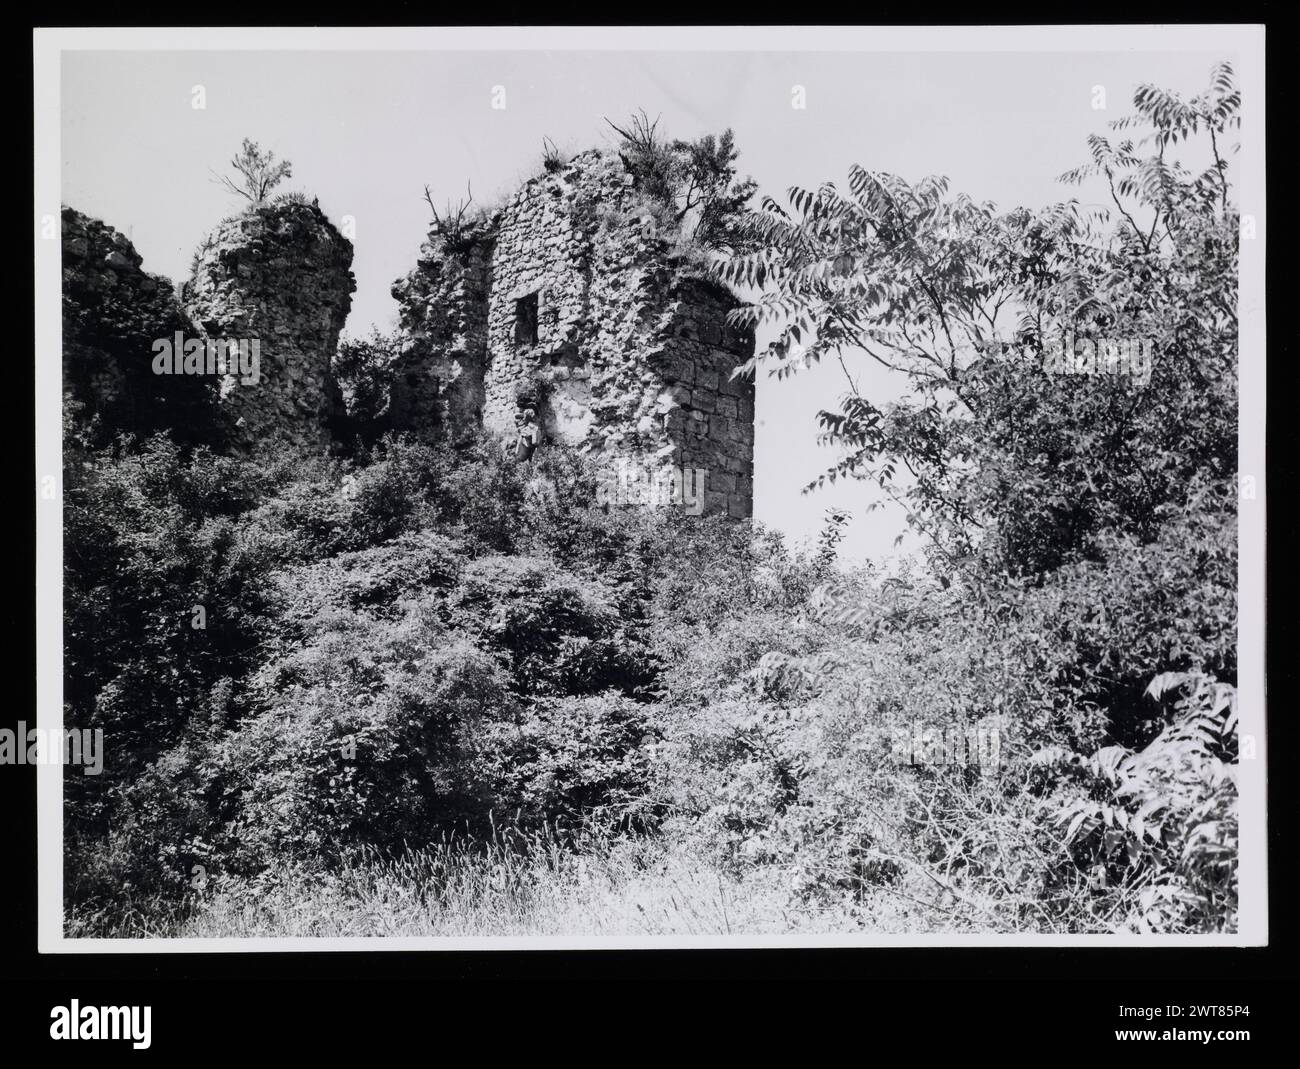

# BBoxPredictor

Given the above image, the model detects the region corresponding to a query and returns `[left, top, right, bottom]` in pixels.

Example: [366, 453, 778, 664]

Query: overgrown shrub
[448, 555, 651, 698]
[332, 329, 400, 446]
[221, 629, 514, 870]
[474, 692, 663, 830]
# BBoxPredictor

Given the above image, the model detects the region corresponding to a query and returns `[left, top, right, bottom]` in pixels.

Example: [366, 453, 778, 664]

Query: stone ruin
[182, 200, 356, 452]
[62, 200, 355, 453]
[62, 149, 755, 517]
[391, 149, 756, 518]
[61, 207, 217, 445]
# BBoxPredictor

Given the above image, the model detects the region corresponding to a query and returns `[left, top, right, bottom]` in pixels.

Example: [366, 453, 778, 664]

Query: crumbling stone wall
[392, 149, 756, 518]
[183, 200, 355, 452]
[481, 151, 630, 445]
[647, 279, 755, 518]
[66, 153, 752, 511]
[389, 226, 493, 443]
[578, 216, 755, 518]
[61, 207, 218, 445]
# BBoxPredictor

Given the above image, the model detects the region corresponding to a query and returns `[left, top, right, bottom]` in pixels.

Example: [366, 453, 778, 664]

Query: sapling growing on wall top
[211, 138, 294, 204]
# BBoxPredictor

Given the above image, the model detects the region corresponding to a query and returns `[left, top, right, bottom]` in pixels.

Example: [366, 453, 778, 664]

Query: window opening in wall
[514, 292, 539, 347]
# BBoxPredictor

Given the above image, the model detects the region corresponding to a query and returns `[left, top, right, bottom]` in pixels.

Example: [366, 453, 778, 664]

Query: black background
[8, 4, 1290, 1051]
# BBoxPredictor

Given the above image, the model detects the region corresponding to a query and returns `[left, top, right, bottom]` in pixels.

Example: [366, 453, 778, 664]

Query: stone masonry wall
[183, 200, 355, 452]
[389, 227, 493, 442]
[61, 207, 218, 445]
[66, 151, 752, 514]
[392, 149, 756, 518]
[654, 280, 756, 518]
[482, 151, 630, 443]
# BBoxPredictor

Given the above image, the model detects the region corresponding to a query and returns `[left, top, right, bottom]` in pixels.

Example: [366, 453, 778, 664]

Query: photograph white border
[33, 23, 1267, 952]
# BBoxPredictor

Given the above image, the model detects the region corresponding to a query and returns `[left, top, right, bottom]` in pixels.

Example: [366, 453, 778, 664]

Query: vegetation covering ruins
[62, 68, 1240, 936]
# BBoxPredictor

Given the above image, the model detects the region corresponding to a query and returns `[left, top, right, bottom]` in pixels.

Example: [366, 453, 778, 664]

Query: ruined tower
[183, 199, 356, 452]
[391, 150, 756, 518]
[61, 207, 219, 445]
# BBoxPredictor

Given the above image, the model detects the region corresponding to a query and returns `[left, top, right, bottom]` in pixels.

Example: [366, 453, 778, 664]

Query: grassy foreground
[69, 829, 975, 939]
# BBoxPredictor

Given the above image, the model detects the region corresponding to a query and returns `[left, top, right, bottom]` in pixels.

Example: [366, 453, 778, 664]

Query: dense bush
[473, 692, 663, 830]
[332, 329, 400, 447]
[448, 555, 648, 698]
[222, 631, 513, 869]
[63, 423, 786, 918]
[605, 110, 759, 255]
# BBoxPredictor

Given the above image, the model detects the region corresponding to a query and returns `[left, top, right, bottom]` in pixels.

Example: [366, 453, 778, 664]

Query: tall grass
[68, 822, 913, 938]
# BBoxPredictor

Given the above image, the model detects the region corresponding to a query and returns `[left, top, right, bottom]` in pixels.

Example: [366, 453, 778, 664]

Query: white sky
[62, 48, 1230, 560]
